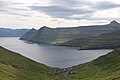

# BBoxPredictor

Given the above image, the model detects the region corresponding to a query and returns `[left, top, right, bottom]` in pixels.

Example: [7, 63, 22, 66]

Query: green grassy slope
[69, 49, 120, 80]
[57, 31, 120, 50]
[80, 32, 120, 50]
[0, 46, 120, 80]
[0, 46, 54, 80]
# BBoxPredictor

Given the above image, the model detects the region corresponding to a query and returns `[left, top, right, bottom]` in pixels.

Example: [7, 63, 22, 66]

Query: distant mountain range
[0, 28, 29, 37]
[20, 20, 120, 49]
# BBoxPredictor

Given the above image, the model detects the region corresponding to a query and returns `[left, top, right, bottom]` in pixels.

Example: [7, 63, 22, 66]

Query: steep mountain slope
[20, 21, 120, 44]
[19, 28, 38, 42]
[0, 46, 120, 80]
[80, 31, 120, 49]
[0, 46, 53, 80]
[70, 48, 120, 80]
[0, 28, 29, 37]
[57, 31, 120, 49]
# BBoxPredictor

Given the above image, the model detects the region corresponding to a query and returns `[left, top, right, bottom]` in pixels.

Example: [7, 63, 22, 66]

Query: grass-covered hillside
[57, 31, 120, 50]
[80, 31, 120, 50]
[0, 46, 120, 80]
[0, 46, 54, 80]
[71, 49, 120, 80]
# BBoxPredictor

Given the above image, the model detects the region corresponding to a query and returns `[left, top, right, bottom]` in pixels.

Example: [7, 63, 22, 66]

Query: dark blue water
[0, 37, 112, 68]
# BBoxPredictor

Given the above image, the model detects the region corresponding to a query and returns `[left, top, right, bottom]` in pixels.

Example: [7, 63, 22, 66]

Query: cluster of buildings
[53, 67, 76, 75]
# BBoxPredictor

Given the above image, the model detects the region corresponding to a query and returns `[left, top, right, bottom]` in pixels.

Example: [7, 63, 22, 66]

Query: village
[52, 67, 76, 75]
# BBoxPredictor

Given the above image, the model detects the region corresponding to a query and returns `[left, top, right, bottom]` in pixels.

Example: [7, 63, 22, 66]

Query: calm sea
[0, 37, 112, 68]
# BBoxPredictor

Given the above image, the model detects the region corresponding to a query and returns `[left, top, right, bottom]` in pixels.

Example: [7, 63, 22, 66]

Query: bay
[0, 37, 112, 68]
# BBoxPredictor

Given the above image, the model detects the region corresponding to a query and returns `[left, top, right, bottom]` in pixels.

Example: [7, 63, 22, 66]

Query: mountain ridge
[20, 20, 120, 49]
[0, 28, 29, 37]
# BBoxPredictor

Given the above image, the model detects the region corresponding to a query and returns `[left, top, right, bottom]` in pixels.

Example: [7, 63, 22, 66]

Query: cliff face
[80, 31, 120, 49]
[20, 21, 120, 45]
[20, 28, 38, 42]
[59, 31, 120, 49]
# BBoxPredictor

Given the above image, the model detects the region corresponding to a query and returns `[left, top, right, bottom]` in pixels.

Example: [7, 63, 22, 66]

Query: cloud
[6, 12, 31, 17]
[0, 1, 7, 6]
[29, 0, 120, 20]
[1, 0, 119, 21]
[30, 5, 94, 20]
[93, 1, 120, 10]
[0, 0, 120, 28]
[0, 1, 7, 12]
[11, 8, 29, 11]
[49, 0, 90, 7]
[0, 1, 31, 17]
[0, 1, 22, 12]
[81, 17, 120, 23]
[28, 0, 96, 20]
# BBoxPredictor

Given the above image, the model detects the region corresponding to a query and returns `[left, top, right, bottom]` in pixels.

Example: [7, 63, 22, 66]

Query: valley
[0, 46, 120, 80]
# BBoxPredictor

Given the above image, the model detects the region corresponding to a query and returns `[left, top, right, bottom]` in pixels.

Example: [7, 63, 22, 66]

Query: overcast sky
[0, 0, 120, 29]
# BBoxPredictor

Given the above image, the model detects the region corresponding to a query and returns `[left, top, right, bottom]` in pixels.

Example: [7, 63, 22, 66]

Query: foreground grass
[70, 49, 120, 80]
[0, 46, 54, 80]
[0, 46, 120, 80]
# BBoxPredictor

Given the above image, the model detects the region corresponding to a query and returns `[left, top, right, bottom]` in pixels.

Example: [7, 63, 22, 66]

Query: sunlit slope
[58, 31, 120, 50]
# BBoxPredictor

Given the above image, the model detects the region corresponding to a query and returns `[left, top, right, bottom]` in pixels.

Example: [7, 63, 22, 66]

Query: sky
[0, 0, 120, 29]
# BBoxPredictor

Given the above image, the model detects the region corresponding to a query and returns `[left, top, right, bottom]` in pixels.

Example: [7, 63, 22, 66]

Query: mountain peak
[30, 28, 36, 31]
[42, 26, 48, 28]
[39, 26, 52, 31]
[40, 26, 50, 29]
[109, 20, 119, 25]
[31, 28, 35, 30]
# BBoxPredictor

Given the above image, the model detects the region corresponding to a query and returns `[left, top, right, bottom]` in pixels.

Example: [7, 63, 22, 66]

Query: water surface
[0, 37, 112, 68]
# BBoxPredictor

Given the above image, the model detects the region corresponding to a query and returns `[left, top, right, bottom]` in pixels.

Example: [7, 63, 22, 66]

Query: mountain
[109, 20, 120, 26]
[80, 31, 120, 49]
[20, 21, 120, 46]
[0, 28, 29, 37]
[57, 31, 120, 49]
[0, 46, 120, 80]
